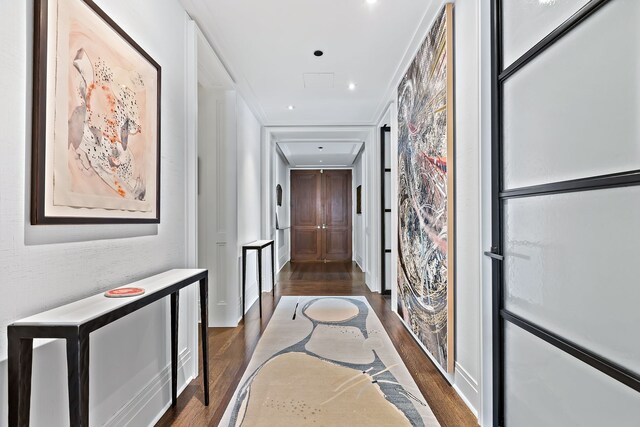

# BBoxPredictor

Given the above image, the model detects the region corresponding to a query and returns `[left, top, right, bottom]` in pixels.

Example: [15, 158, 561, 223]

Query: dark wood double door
[291, 170, 352, 262]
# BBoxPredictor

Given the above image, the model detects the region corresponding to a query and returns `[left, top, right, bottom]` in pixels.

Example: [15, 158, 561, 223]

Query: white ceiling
[278, 141, 363, 167]
[180, 0, 438, 126]
[273, 127, 369, 167]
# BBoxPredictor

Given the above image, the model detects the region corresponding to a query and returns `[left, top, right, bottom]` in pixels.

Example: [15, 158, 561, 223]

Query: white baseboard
[104, 349, 192, 427]
[355, 256, 365, 272]
[244, 278, 259, 307]
[277, 253, 289, 271]
[454, 362, 479, 417]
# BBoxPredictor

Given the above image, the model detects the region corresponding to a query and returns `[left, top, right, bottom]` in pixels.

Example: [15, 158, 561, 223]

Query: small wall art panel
[397, 3, 455, 373]
[503, 0, 640, 190]
[504, 186, 640, 375]
[502, 0, 589, 68]
[32, 0, 161, 224]
[504, 323, 640, 427]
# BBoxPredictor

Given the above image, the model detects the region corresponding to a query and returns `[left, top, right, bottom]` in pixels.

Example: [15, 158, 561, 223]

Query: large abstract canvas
[397, 4, 455, 373]
[31, 0, 160, 224]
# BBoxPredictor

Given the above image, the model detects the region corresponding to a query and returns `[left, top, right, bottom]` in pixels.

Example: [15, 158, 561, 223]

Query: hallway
[157, 262, 477, 426]
[3, 0, 640, 425]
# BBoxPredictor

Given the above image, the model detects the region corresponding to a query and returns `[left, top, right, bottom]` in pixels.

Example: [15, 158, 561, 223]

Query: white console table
[7, 269, 209, 427]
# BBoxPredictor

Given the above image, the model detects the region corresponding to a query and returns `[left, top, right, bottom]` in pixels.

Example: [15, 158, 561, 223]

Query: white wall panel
[504, 323, 640, 427]
[385, 252, 392, 292]
[384, 211, 392, 246]
[503, 0, 640, 189]
[502, 0, 589, 67]
[504, 186, 640, 375]
[384, 175, 391, 210]
[238, 95, 266, 302]
[384, 131, 391, 170]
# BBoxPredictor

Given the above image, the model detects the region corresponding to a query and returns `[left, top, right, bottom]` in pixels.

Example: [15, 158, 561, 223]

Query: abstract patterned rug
[220, 296, 440, 426]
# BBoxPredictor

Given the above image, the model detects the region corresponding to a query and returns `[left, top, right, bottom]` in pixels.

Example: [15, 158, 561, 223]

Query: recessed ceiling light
[314, 50, 324, 57]
[287, 105, 295, 110]
[348, 83, 357, 91]
[319, 160, 323, 163]
[366, 0, 378, 4]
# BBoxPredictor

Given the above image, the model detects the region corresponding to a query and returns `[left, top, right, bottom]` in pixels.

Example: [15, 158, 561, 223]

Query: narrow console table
[7, 269, 209, 427]
[242, 240, 276, 318]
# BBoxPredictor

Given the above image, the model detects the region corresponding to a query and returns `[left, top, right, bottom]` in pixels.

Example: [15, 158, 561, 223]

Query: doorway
[291, 169, 352, 262]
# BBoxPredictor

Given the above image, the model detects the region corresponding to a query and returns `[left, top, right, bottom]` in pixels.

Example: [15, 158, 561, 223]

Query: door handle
[322, 224, 327, 229]
[317, 225, 321, 229]
[484, 247, 504, 261]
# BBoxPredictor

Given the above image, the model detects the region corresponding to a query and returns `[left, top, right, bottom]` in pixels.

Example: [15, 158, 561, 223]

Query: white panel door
[198, 87, 239, 326]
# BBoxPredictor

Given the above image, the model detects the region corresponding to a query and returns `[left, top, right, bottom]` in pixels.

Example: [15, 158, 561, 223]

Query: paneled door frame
[489, 0, 640, 425]
[291, 169, 353, 262]
[291, 169, 323, 262]
[322, 169, 353, 262]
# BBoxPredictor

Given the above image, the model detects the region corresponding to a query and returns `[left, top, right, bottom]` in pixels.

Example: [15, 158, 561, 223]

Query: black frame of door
[490, 0, 640, 425]
[380, 125, 392, 295]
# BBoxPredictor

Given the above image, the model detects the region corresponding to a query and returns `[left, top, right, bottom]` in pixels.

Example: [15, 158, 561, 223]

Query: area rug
[219, 296, 440, 426]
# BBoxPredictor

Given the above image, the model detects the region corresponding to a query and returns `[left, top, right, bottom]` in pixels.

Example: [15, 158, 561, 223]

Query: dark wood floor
[156, 262, 478, 427]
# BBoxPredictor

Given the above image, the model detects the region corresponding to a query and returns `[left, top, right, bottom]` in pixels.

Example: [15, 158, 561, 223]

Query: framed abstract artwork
[397, 3, 455, 373]
[31, 0, 161, 224]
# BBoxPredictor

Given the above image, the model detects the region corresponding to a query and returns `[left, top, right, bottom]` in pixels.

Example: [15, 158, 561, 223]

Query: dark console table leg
[258, 249, 263, 318]
[170, 291, 179, 407]
[199, 277, 210, 405]
[67, 330, 89, 427]
[242, 247, 247, 319]
[270, 242, 276, 295]
[8, 329, 33, 427]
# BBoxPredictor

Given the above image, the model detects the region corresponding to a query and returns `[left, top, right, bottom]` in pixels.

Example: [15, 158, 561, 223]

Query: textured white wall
[0, 0, 194, 425]
[236, 95, 267, 308]
[452, 0, 482, 414]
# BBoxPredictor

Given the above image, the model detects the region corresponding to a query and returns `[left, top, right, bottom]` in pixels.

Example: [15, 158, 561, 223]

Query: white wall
[353, 152, 365, 270]
[0, 1, 196, 425]
[274, 149, 291, 270]
[452, 0, 482, 415]
[479, 0, 494, 424]
[197, 87, 240, 327]
[385, 0, 483, 418]
[236, 95, 267, 313]
[362, 129, 379, 292]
